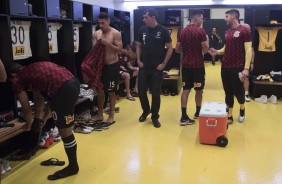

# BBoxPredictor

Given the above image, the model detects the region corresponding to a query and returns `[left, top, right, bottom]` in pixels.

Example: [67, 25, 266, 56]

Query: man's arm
[112, 31, 123, 54]
[33, 91, 45, 119]
[17, 91, 33, 130]
[163, 42, 173, 65]
[0, 59, 7, 82]
[250, 48, 255, 71]
[175, 42, 182, 53]
[136, 41, 143, 68]
[157, 42, 173, 71]
[201, 35, 209, 54]
[242, 41, 252, 77]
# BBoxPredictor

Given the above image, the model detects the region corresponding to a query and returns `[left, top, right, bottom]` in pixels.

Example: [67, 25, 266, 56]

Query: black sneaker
[179, 117, 195, 126]
[88, 122, 109, 130]
[152, 119, 161, 128]
[227, 116, 233, 124]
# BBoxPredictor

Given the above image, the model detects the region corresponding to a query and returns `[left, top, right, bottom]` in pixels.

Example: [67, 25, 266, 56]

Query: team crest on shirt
[65, 114, 74, 124]
[143, 33, 146, 45]
[156, 32, 161, 38]
[233, 31, 240, 38]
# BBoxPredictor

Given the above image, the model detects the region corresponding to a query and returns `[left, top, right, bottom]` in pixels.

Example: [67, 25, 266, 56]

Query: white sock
[245, 91, 249, 95]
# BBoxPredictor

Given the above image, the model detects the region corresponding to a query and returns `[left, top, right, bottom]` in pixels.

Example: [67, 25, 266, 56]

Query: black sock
[240, 109, 245, 117]
[62, 134, 79, 173]
[181, 108, 187, 118]
[196, 106, 201, 114]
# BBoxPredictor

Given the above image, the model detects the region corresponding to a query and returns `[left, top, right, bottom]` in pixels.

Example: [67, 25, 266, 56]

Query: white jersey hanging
[48, 22, 62, 54]
[73, 24, 82, 53]
[10, 20, 32, 60]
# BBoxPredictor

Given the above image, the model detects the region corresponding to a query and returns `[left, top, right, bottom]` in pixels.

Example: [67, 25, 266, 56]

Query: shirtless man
[92, 12, 122, 124]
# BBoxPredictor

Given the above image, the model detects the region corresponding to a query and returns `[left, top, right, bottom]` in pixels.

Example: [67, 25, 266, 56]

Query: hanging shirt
[73, 24, 82, 53]
[10, 20, 32, 60]
[257, 26, 281, 52]
[48, 22, 62, 54]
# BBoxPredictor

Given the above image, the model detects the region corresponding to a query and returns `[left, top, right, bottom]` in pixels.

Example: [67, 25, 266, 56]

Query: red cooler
[199, 102, 228, 147]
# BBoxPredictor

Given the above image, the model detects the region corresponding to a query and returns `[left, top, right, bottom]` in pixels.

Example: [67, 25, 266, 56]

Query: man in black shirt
[209, 27, 222, 65]
[136, 8, 173, 128]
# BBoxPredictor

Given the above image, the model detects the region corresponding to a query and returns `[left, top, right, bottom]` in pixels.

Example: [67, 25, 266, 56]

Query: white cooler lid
[199, 102, 227, 117]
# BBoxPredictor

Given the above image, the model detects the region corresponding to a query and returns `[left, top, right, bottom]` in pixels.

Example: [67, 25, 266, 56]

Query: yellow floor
[2, 63, 282, 184]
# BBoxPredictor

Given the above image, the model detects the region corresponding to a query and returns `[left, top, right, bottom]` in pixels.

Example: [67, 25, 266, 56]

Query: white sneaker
[270, 71, 282, 76]
[2, 159, 11, 173]
[238, 109, 245, 123]
[268, 95, 277, 104]
[255, 95, 268, 104]
[238, 115, 245, 123]
[245, 95, 251, 102]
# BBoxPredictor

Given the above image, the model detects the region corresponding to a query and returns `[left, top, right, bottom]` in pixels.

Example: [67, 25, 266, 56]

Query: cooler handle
[206, 118, 217, 127]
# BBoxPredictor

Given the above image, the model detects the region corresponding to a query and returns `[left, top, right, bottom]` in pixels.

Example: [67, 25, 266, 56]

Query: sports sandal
[40, 158, 65, 166]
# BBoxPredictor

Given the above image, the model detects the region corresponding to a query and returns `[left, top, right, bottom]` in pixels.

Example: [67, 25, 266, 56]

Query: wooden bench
[251, 80, 282, 98]
[0, 119, 26, 144]
[162, 76, 182, 95]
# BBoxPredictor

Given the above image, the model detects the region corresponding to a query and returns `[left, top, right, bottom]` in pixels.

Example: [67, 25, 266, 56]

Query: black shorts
[182, 67, 205, 90]
[101, 62, 119, 92]
[49, 78, 80, 129]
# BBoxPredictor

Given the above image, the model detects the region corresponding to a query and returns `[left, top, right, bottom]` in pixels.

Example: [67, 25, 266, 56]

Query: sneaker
[194, 112, 199, 119]
[268, 95, 277, 104]
[49, 126, 59, 138]
[53, 135, 61, 142]
[74, 126, 91, 134]
[245, 94, 251, 102]
[227, 116, 233, 124]
[1, 162, 5, 174]
[39, 137, 50, 149]
[179, 117, 195, 126]
[75, 110, 91, 122]
[46, 136, 54, 145]
[2, 159, 11, 173]
[88, 122, 109, 130]
[270, 71, 282, 76]
[254, 95, 268, 104]
[238, 109, 245, 123]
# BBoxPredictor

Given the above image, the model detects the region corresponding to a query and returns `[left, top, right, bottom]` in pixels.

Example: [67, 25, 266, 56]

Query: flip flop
[103, 120, 116, 126]
[40, 158, 65, 166]
[126, 96, 135, 101]
[90, 116, 103, 122]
